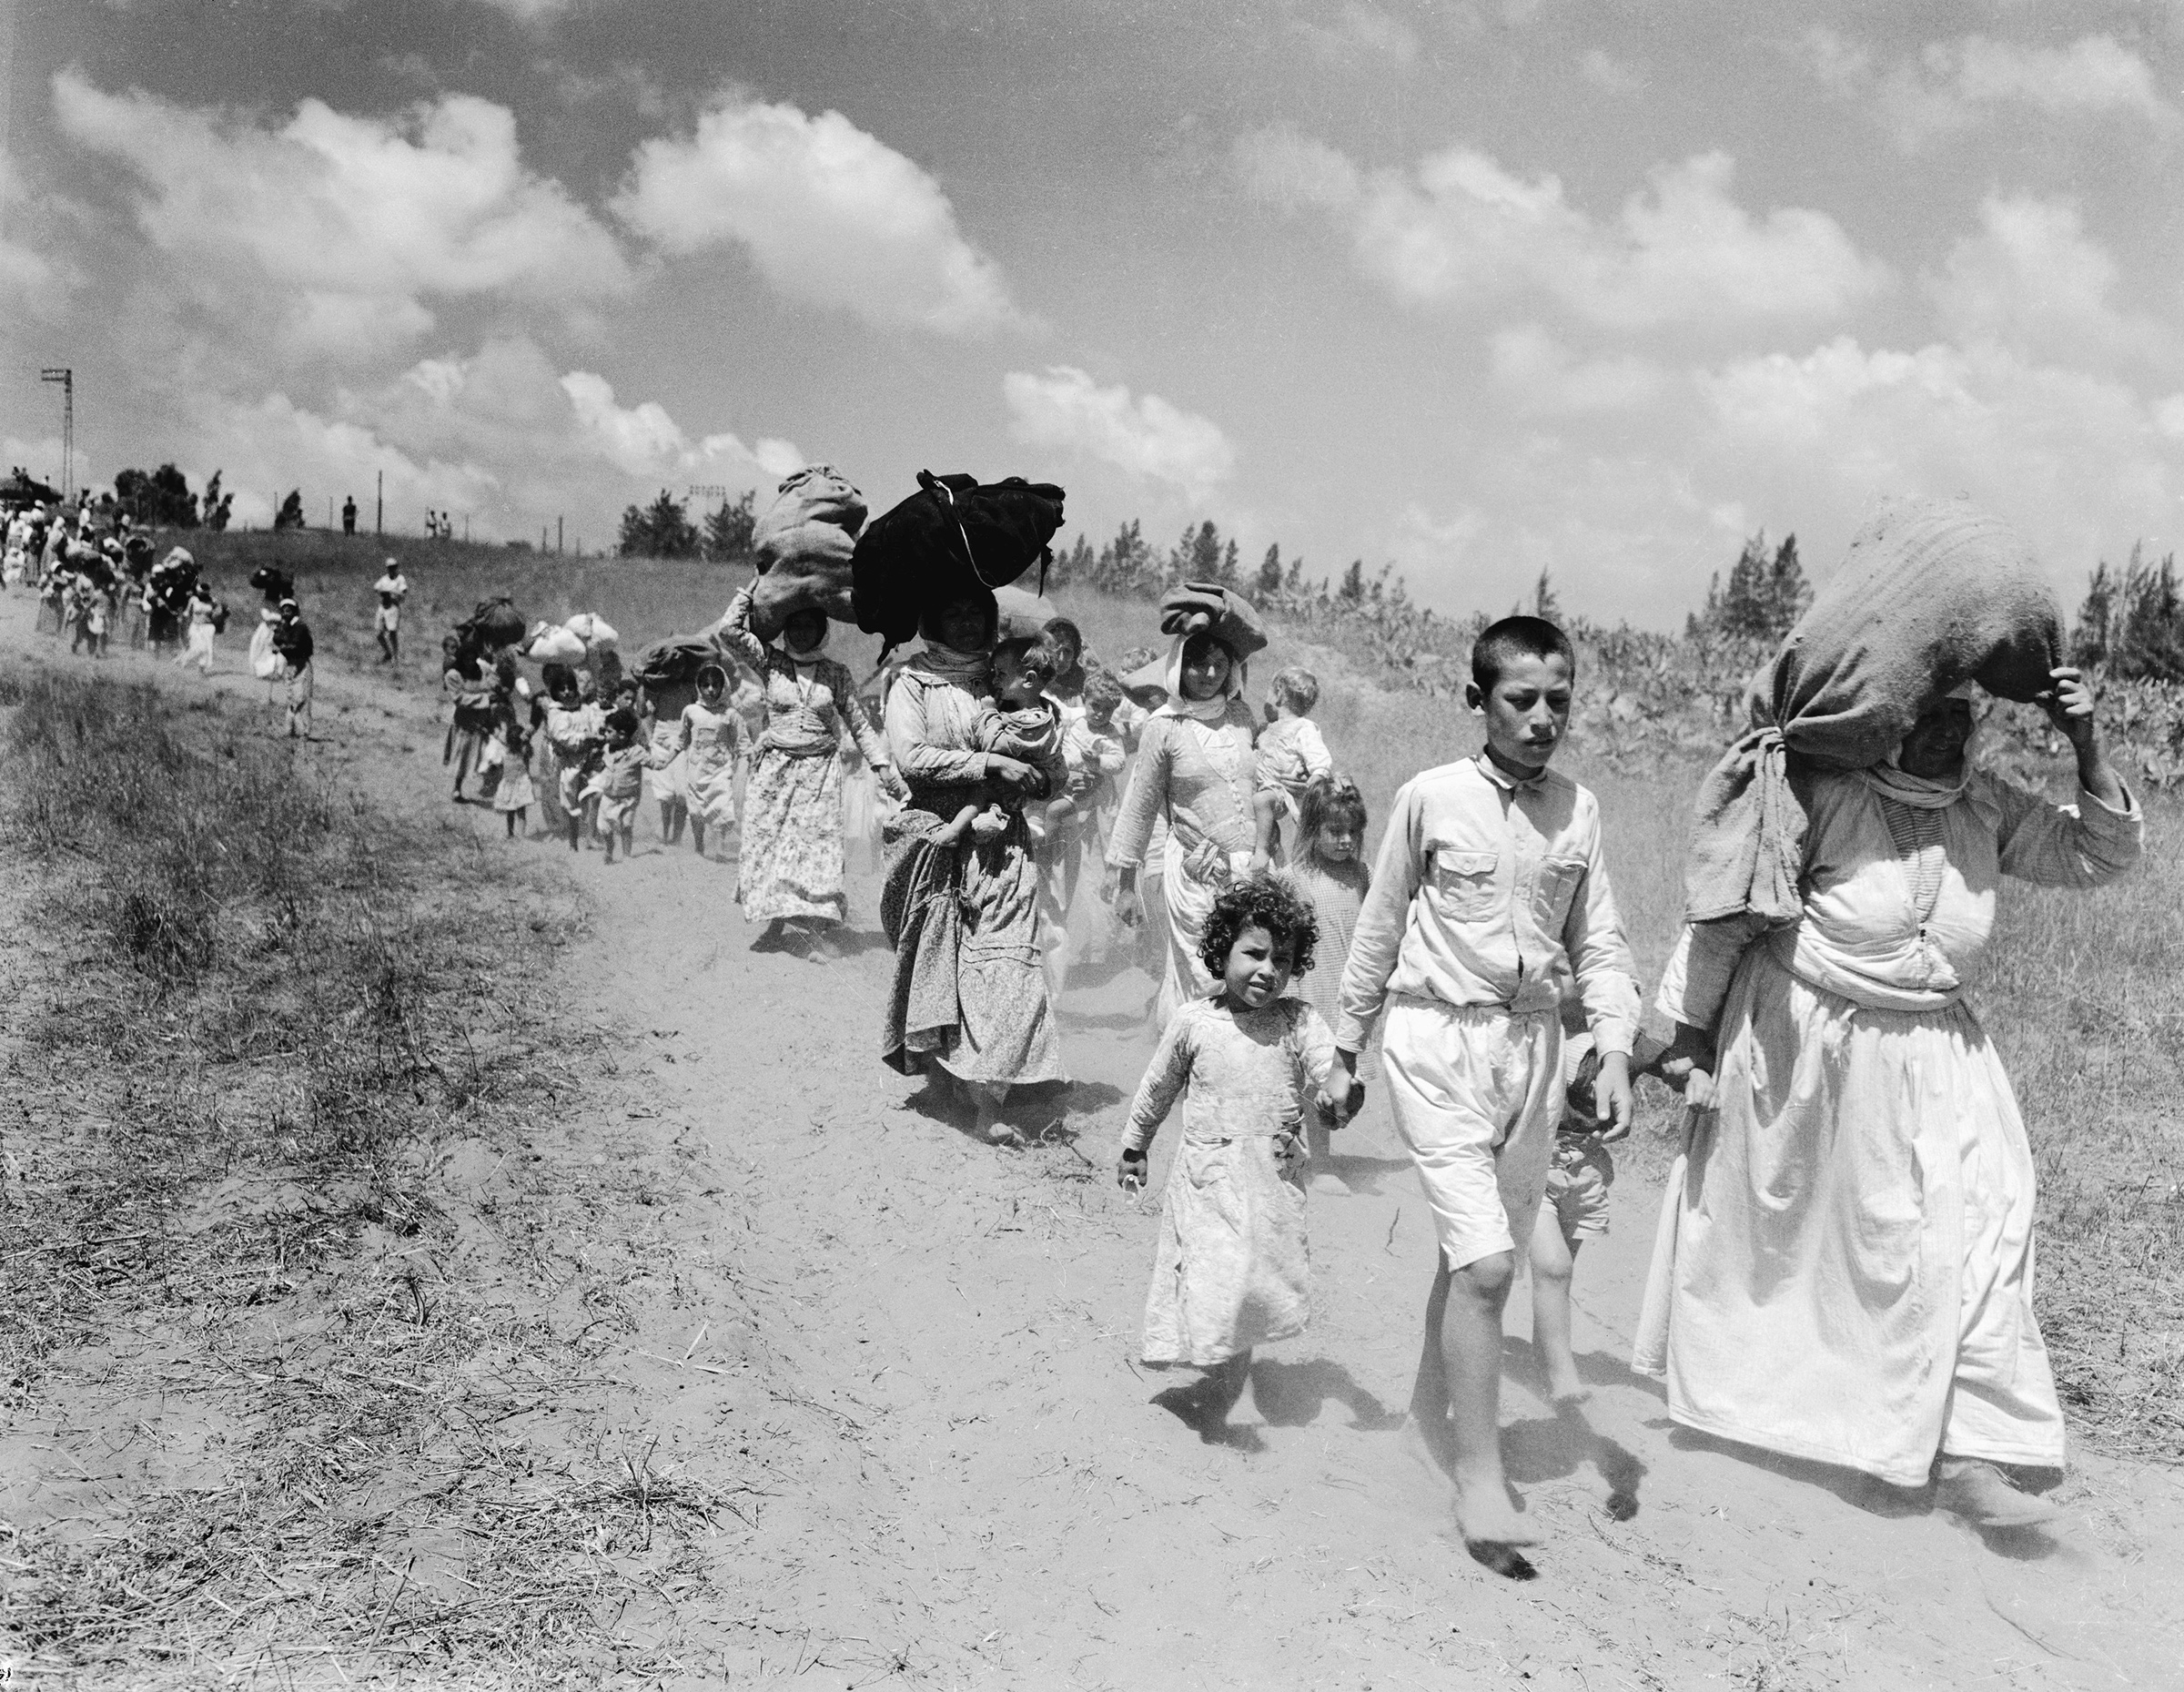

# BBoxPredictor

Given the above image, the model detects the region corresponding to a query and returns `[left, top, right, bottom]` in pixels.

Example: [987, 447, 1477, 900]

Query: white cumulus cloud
[616, 94, 1028, 338]
[561, 370, 804, 482]
[1803, 29, 2176, 147]
[1235, 131, 1888, 330]
[1003, 367, 1236, 500]
[50, 72, 631, 360]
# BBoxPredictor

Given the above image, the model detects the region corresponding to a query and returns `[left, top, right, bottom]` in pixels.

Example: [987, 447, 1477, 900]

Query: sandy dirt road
[11, 606, 2184, 1690]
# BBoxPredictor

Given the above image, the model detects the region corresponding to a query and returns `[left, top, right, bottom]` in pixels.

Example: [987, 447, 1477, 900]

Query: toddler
[584, 705, 651, 864]
[492, 720, 537, 838]
[1250, 666, 1332, 868]
[1283, 775, 1372, 1194]
[1529, 1025, 1667, 1404]
[1116, 876, 1365, 1444]
[930, 635, 1066, 847]
[541, 664, 607, 851]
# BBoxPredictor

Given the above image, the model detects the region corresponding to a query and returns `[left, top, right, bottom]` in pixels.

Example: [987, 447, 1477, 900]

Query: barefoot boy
[1332, 615, 1637, 1577]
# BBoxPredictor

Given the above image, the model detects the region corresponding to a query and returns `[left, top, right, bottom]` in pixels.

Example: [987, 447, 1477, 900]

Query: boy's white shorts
[1380, 995, 1563, 1271]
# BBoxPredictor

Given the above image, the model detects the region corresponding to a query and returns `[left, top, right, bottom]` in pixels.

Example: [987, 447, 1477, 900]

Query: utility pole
[557, 515, 563, 555]
[376, 470, 383, 536]
[39, 369, 73, 503]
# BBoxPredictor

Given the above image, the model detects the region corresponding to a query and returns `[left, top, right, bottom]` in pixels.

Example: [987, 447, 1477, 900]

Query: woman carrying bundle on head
[879, 591, 1070, 1141]
[1641, 501, 2141, 1531]
[1103, 583, 1269, 1030]
[711, 583, 905, 957]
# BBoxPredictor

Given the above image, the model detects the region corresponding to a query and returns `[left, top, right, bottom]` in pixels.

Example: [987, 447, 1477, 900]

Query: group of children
[1113, 614, 1646, 1575]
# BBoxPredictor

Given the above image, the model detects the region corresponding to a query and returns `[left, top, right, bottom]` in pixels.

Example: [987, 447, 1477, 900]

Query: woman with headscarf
[712, 583, 905, 957]
[1642, 667, 2138, 1529]
[880, 590, 1068, 1143]
[1103, 586, 1266, 1029]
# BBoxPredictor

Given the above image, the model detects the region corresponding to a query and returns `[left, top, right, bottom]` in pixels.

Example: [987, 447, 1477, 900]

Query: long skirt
[739, 746, 847, 923]
[1141, 1131, 1309, 1366]
[1634, 946, 2065, 1487]
[880, 808, 1066, 1086]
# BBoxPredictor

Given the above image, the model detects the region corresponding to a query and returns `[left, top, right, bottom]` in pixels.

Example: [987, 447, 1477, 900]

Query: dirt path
[12, 606, 2184, 1689]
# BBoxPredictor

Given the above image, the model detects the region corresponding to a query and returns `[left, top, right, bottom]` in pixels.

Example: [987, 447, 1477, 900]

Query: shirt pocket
[1427, 846, 1500, 921]
[1538, 856, 1587, 930]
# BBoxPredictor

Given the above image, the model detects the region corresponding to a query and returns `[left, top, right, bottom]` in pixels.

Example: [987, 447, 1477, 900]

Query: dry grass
[0, 668, 758, 1684]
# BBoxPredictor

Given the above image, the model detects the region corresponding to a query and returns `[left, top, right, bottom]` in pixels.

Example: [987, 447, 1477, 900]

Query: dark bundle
[851, 471, 1066, 646]
[455, 595, 526, 664]
[629, 633, 719, 691]
[248, 564, 294, 604]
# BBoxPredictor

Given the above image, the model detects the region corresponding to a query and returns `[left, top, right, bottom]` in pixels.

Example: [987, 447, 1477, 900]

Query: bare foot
[1935, 1458, 2060, 1530]
[1451, 1471, 1542, 1550]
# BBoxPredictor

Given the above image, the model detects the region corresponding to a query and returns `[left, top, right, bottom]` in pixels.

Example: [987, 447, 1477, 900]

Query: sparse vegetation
[0, 671, 750, 1681]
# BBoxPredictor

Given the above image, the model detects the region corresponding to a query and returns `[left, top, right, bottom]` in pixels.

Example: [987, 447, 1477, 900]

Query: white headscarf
[1158, 631, 1245, 723]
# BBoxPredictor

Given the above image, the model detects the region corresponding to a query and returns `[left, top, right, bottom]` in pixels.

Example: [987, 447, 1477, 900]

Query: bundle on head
[457, 595, 528, 666]
[1159, 581, 1268, 661]
[249, 564, 295, 604]
[631, 633, 718, 692]
[851, 471, 1067, 648]
[749, 465, 866, 638]
[1685, 497, 2063, 927]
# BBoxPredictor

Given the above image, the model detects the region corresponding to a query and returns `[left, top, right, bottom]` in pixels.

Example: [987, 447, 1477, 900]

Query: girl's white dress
[681, 700, 749, 829]
[1123, 996, 1339, 1366]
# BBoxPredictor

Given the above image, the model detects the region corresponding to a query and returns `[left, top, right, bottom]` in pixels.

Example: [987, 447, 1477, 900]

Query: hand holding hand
[1594, 1051, 1634, 1143]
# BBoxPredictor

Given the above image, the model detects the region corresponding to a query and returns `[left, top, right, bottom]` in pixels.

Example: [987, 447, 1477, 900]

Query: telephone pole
[376, 470, 383, 536]
[39, 369, 73, 503]
[557, 515, 563, 554]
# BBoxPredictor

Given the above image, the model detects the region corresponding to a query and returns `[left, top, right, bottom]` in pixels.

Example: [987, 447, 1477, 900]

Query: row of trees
[111, 463, 235, 532]
[2070, 545, 2184, 682]
[616, 489, 757, 564]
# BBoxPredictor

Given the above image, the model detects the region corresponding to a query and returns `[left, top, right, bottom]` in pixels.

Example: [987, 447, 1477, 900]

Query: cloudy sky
[5, 0, 2183, 624]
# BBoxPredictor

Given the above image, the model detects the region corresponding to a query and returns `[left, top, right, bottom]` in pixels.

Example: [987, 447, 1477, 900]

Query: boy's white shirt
[1332, 752, 1638, 1057]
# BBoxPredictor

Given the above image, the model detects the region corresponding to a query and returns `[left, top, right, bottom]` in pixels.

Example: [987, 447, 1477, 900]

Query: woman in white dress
[1641, 672, 2138, 1528]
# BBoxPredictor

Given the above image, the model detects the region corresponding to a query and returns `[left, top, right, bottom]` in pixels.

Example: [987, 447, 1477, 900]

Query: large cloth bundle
[852, 471, 1067, 646]
[460, 596, 528, 658]
[1684, 499, 2062, 927]
[1160, 581, 1269, 660]
[521, 612, 614, 664]
[750, 465, 866, 633]
[631, 633, 720, 691]
[248, 564, 294, 604]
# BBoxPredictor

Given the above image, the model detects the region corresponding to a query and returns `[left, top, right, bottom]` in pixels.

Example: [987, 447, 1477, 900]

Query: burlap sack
[751, 465, 865, 628]
[1684, 498, 2063, 926]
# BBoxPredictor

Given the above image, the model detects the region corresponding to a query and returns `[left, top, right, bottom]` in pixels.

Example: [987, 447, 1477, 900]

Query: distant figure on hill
[372, 558, 409, 664]
[341, 494, 357, 536]
[271, 599, 315, 739]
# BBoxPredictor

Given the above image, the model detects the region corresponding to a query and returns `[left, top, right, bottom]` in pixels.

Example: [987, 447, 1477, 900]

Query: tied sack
[1684, 498, 2063, 927]
[749, 465, 867, 634]
[852, 471, 1067, 647]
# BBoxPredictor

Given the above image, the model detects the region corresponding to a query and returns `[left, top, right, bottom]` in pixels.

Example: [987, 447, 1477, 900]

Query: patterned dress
[1123, 997, 1339, 1366]
[880, 655, 1068, 1085]
[711, 587, 888, 924]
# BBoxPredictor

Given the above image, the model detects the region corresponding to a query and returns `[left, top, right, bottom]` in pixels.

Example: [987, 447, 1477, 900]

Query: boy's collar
[1476, 747, 1551, 790]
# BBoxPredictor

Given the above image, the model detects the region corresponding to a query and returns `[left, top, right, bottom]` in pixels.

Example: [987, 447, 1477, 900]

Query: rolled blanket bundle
[852, 471, 1067, 646]
[1159, 581, 1269, 660]
[631, 633, 719, 691]
[1684, 498, 2063, 926]
[460, 595, 528, 658]
[750, 464, 866, 633]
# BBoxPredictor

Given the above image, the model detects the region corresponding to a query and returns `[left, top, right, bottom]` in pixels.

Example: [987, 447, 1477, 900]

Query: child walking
[681, 663, 752, 859]
[492, 719, 536, 838]
[585, 705, 651, 864]
[1116, 877, 1364, 1444]
[1250, 666, 1332, 869]
[1283, 775, 1371, 1195]
[1332, 615, 1638, 1578]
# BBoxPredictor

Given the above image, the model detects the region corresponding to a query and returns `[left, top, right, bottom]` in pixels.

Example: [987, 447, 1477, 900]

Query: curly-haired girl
[1116, 876, 1366, 1442]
